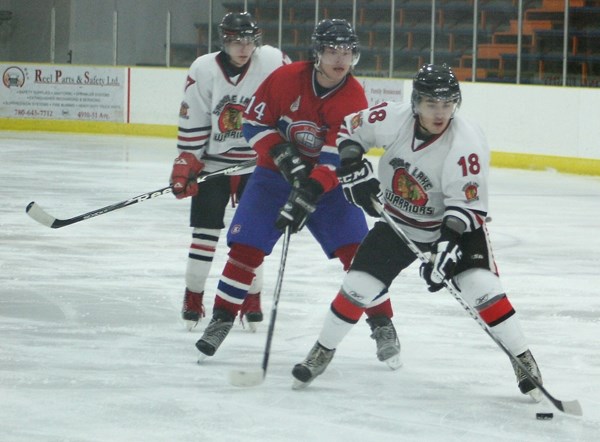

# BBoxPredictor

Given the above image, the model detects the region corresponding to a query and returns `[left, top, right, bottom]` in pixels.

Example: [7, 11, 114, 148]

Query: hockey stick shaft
[261, 225, 292, 375]
[375, 201, 582, 416]
[26, 159, 256, 229]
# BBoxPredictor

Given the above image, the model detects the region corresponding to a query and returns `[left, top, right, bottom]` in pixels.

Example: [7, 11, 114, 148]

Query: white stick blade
[562, 400, 583, 416]
[228, 369, 264, 387]
[26, 202, 56, 227]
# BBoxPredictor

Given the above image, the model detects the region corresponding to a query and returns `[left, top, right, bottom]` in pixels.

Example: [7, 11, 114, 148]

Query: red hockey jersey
[242, 61, 368, 192]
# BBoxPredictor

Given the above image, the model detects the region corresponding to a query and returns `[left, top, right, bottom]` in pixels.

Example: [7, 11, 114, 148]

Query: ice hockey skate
[240, 292, 263, 332]
[511, 349, 543, 402]
[291, 342, 336, 389]
[182, 289, 205, 331]
[196, 309, 234, 362]
[366, 316, 402, 370]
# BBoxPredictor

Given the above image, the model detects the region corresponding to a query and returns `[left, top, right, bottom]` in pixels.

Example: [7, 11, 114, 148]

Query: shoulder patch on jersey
[179, 101, 189, 119]
[462, 182, 480, 201]
[350, 112, 363, 131]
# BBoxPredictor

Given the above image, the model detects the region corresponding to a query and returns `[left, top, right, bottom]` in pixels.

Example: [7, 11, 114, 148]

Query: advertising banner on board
[0, 64, 126, 122]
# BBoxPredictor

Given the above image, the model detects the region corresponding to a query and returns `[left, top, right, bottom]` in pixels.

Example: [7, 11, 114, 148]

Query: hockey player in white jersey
[169, 12, 290, 331]
[292, 64, 543, 400]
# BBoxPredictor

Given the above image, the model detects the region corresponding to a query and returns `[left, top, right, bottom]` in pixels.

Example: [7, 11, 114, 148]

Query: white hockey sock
[455, 268, 529, 355]
[185, 228, 220, 293]
[317, 309, 355, 350]
[248, 263, 263, 295]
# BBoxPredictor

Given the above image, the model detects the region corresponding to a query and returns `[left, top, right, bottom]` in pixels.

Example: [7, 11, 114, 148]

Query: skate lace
[183, 290, 205, 317]
[304, 346, 333, 369]
[512, 351, 541, 382]
[201, 317, 233, 348]
[239, 293, 261, 316]
[371, 324, 398, 348]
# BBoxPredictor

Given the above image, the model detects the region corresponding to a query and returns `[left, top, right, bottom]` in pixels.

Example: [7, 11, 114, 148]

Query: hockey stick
[374, 200, 582, 416]
[228, 225, 292, 387]
[26, 159, 257, 229]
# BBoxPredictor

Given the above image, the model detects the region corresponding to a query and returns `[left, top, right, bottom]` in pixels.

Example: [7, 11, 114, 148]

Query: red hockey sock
[331, 292, 364, 323]
[365, 298, 393, 319]
[213, 243, 265, 317]
[334, 243, 360, 271]
[476, 294, 515, 327]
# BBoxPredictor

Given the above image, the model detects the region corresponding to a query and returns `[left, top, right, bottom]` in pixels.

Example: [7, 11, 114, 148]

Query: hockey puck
[536, 412, 554, 420]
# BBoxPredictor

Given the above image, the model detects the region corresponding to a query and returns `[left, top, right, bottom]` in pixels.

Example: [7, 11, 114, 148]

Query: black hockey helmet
[411, 64, 462, 114]
[311, 19, 360, 67]
[219, 12, 262, 48]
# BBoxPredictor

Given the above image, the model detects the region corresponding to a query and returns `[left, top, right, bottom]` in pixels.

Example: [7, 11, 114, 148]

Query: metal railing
[2, 0, 598, 87]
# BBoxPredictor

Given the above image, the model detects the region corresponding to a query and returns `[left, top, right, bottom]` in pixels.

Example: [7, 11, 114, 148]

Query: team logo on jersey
[392, 168, 428, 206]
[462, 182, 479, 201]
[218, 103, 245, 133]
[179, 101, 189, 119]
[350, 112, 363, 131]
[286, 121, 326, 157]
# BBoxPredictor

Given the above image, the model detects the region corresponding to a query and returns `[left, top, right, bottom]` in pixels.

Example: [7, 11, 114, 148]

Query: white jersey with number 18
[339, 101, 490, 243]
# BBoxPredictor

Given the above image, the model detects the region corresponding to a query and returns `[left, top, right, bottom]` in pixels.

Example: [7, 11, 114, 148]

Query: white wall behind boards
[127, 67, 600, 160]
[459, 82, 600, 160]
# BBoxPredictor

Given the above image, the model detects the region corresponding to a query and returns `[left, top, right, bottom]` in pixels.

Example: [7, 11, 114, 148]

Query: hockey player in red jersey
[195, 19, 400, 367]
[292, 64, 543, 400]
[169, 12, 290, 331]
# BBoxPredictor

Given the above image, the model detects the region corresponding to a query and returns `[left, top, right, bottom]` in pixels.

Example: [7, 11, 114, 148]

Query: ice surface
[1, 131, 599, 441]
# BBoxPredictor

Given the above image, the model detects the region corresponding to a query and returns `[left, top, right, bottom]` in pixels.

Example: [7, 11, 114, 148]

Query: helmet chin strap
[314, 55, 333, 81]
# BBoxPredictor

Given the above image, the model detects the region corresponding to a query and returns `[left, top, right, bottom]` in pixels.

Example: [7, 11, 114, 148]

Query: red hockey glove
[169, 152, 205, 199]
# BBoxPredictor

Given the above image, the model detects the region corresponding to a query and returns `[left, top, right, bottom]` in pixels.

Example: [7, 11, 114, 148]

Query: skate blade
[228, 369, 264, 387]
[247, 321, 258, 333]
[184, 319, 199, 331]
[292, 379, 312, 390]
[197, 353, 209, 364]
[528, 388, 543, 403]
[384, 355, 403, 370]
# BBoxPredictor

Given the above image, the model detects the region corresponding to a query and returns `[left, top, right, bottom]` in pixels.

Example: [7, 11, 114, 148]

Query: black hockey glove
[420, 218, 465, 292]
[270, 143, 309, 185]
[275, 179, 324, 233]
[337, 158, 382, 218]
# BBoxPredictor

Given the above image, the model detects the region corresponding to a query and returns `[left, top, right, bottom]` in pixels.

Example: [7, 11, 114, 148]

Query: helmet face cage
[411, 64, 462, 115]
[311, 19, 360, 67]
[219, 12, 262, 50]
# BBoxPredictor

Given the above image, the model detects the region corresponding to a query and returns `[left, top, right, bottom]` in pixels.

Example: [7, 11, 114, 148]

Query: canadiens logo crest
[286, 121, 326, 158]
[218, 103, 245, 133]
[463, 182, 479, 201]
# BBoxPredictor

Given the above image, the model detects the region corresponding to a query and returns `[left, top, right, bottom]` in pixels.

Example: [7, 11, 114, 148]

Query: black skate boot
[195, 309, 234, 361]
[292, 342, 336, 390]
[366, 315, 402, 370]
[511, 349, 543, 402]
